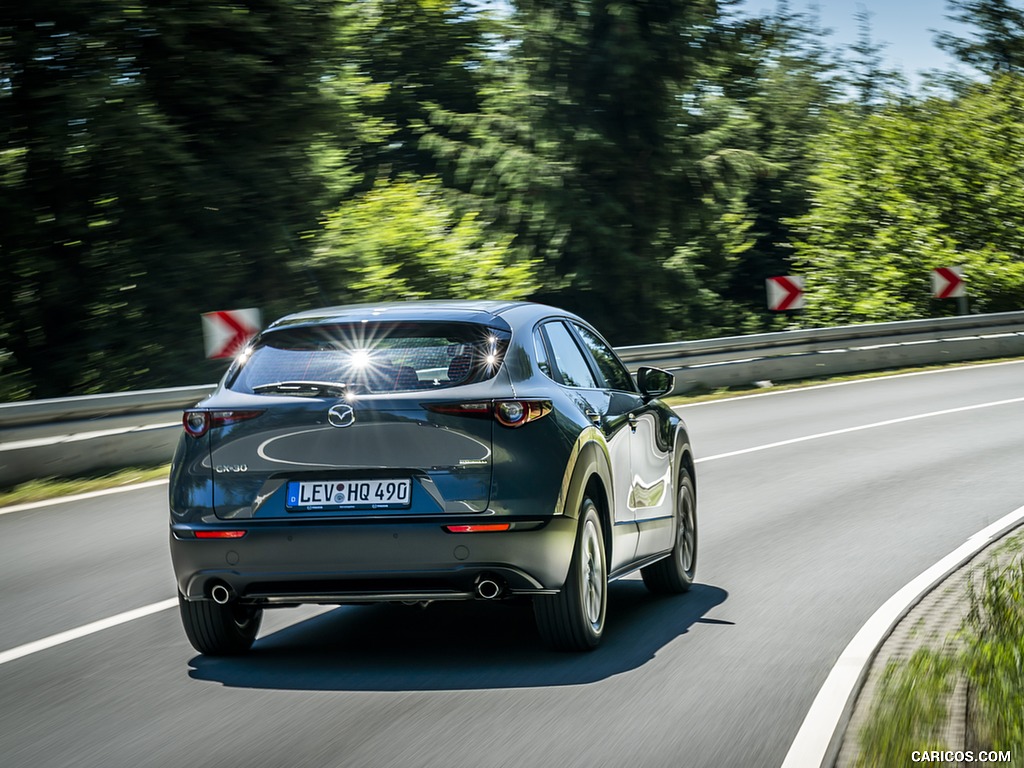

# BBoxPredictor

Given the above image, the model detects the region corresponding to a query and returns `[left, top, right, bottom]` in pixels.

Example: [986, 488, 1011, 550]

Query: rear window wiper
[251, 381, 349, 397]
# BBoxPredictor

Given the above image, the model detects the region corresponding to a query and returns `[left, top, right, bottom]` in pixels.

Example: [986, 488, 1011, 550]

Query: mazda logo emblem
[327, 404, 355, 428]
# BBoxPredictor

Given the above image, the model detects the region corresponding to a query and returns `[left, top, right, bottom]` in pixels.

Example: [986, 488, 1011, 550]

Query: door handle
[628, 413, 638, 433]
[584, 409, 602, 425]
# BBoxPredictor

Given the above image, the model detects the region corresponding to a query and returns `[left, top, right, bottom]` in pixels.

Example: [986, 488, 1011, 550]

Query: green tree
[847, 7, 906, 111]
[315, 174, 536, 301]
[714, 0, 840, 326]
[790, 76, 1024, 324]
[430, 0, 764, 343]
[0, 1, 340, 398]
[937, 0, 1024, 74]
[331, 0, 492, 185]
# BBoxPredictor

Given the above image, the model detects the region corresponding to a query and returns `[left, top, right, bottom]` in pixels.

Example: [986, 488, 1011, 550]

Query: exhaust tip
[475, 574, 505, 600]
[210, 583, 233, 605]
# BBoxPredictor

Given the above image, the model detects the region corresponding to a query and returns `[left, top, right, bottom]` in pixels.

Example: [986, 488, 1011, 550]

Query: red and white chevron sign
[766, 275, 805, 311]
[201, 308, 262, 359]
[932, 267, 966, 299]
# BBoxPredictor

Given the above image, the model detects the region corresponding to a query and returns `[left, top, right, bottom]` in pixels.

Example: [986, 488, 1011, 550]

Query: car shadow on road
[186, 580, 728, 692]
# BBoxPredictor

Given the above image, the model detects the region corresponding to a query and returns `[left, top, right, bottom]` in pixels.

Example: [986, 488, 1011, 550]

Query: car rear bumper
[170, 517, 578, 603]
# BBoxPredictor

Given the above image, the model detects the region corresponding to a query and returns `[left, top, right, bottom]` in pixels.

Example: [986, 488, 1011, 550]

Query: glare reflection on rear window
[229, 322, 510, 395]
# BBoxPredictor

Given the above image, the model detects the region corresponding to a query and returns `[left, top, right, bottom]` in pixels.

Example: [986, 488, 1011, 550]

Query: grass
[856, 534, 1024, 766]
[0, 465, 170, 508]
[962, 556, 1024, 754]
[664, 356, 1024, 406]
[856, 649, 957, 768]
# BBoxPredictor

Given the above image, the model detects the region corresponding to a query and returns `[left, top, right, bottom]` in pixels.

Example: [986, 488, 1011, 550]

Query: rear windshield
[228, 321, 511, 395]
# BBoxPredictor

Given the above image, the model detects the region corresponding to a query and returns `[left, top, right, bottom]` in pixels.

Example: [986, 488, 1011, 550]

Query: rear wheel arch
[556, 437, 614, 575]
[557, 435, 613, 519]
[583, 474, 613, 568]
[673, 426, 696, 495]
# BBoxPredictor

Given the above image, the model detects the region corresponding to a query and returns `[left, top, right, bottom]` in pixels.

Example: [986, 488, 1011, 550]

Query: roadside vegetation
[855, 534, 1024, 766]
[3, 1, 1024, 402]
[856, 649, 957, 767]
[0, 466, 169, 509]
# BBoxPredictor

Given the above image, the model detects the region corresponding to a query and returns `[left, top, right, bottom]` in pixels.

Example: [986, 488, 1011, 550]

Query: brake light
[182, 409, 264, 438]
[425, 400, 551, 428]
[194, 530, 247, 539]
[444, 524, 511, 533]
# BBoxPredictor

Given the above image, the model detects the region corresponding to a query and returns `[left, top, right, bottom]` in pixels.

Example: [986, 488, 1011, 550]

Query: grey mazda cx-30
[169, 300, 697, 654]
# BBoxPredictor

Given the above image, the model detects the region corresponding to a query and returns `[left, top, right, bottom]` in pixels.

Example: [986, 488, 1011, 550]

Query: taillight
[182, 409, 264, 438]
[183, 410, 210, 438]
[426, 400, 551, 428]
[494, 399, 551, 428]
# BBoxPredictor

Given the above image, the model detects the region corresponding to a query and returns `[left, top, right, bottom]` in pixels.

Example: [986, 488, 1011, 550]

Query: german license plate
[286, 479, 412, 511]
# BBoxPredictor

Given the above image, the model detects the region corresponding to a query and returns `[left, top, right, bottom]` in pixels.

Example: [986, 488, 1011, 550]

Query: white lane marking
[0, 479, 169, 517]
[694, 396, 1024, 463]
[781, 502, 1024, 768]
[674, 358, 1024, 408]
[0, 598, 178, 666]
[4, 361, 1019, 514]
[1, 366, 1020, 665]
[0, 422, 180, 452]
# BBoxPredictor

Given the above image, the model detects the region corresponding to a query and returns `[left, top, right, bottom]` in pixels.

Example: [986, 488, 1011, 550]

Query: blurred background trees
[0, 0, 340, 396]
[1, 0, 1024, 399]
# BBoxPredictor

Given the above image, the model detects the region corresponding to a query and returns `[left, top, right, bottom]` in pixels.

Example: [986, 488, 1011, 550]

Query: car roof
[267, 300, 584, 331]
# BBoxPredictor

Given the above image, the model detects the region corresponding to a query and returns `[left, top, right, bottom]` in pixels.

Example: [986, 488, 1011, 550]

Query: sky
[734, 0, 974, 88]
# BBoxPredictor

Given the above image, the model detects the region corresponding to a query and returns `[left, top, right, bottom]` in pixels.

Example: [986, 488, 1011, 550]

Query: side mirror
[637, 366, 674, 401]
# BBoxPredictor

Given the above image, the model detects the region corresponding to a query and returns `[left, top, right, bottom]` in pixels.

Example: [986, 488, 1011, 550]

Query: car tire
[534, 498, 607, 651]
[178, 592, 262, 656]
[641, 466, 697, 594]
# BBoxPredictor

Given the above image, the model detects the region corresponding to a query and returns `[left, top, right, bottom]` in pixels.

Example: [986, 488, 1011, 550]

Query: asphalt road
[2, 361, 1022, 768]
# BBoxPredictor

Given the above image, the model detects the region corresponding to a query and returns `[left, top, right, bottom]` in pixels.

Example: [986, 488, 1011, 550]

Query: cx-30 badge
[327, 403, 356, 428]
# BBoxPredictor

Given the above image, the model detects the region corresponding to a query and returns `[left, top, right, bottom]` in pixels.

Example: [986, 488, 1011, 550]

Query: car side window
[543, 321, 598, 389]
[533, 327, 553, 378]
[572, 323, 636, 393]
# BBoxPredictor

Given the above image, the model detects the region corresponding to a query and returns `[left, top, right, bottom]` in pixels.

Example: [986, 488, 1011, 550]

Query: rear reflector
[444, 524, 511, 533]
[194, 530, 247, 539]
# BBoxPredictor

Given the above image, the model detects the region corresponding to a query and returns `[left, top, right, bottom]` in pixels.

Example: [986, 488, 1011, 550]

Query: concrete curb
[781, 506, 1024, 768]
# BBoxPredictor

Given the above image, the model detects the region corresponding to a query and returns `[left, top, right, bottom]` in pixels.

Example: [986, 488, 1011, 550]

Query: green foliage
[0, 1, 341, 398]
[962, 555, 1024, 752]
[937, 0, 1024, 74]
[714, 2, 840, 325]
[332, 0, 490, 183]
[857, 649, 957, 768]
[316, 175, 535, 302]
[3, 0, 1024, 400]
[790, 75, 1024, 324]
[428, 0, 767, 343]
[857, 546, 1024, 765]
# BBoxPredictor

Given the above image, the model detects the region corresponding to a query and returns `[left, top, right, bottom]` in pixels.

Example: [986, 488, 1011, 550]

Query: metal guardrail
[616, 310, 1024, 392]
[0, 385, 216, 488]
[0, 385, 217, 428]
[2, 312, 1023, 487]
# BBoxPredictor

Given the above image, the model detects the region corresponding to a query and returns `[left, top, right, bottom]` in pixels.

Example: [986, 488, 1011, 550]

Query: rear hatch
[201, 319, 511, 520]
